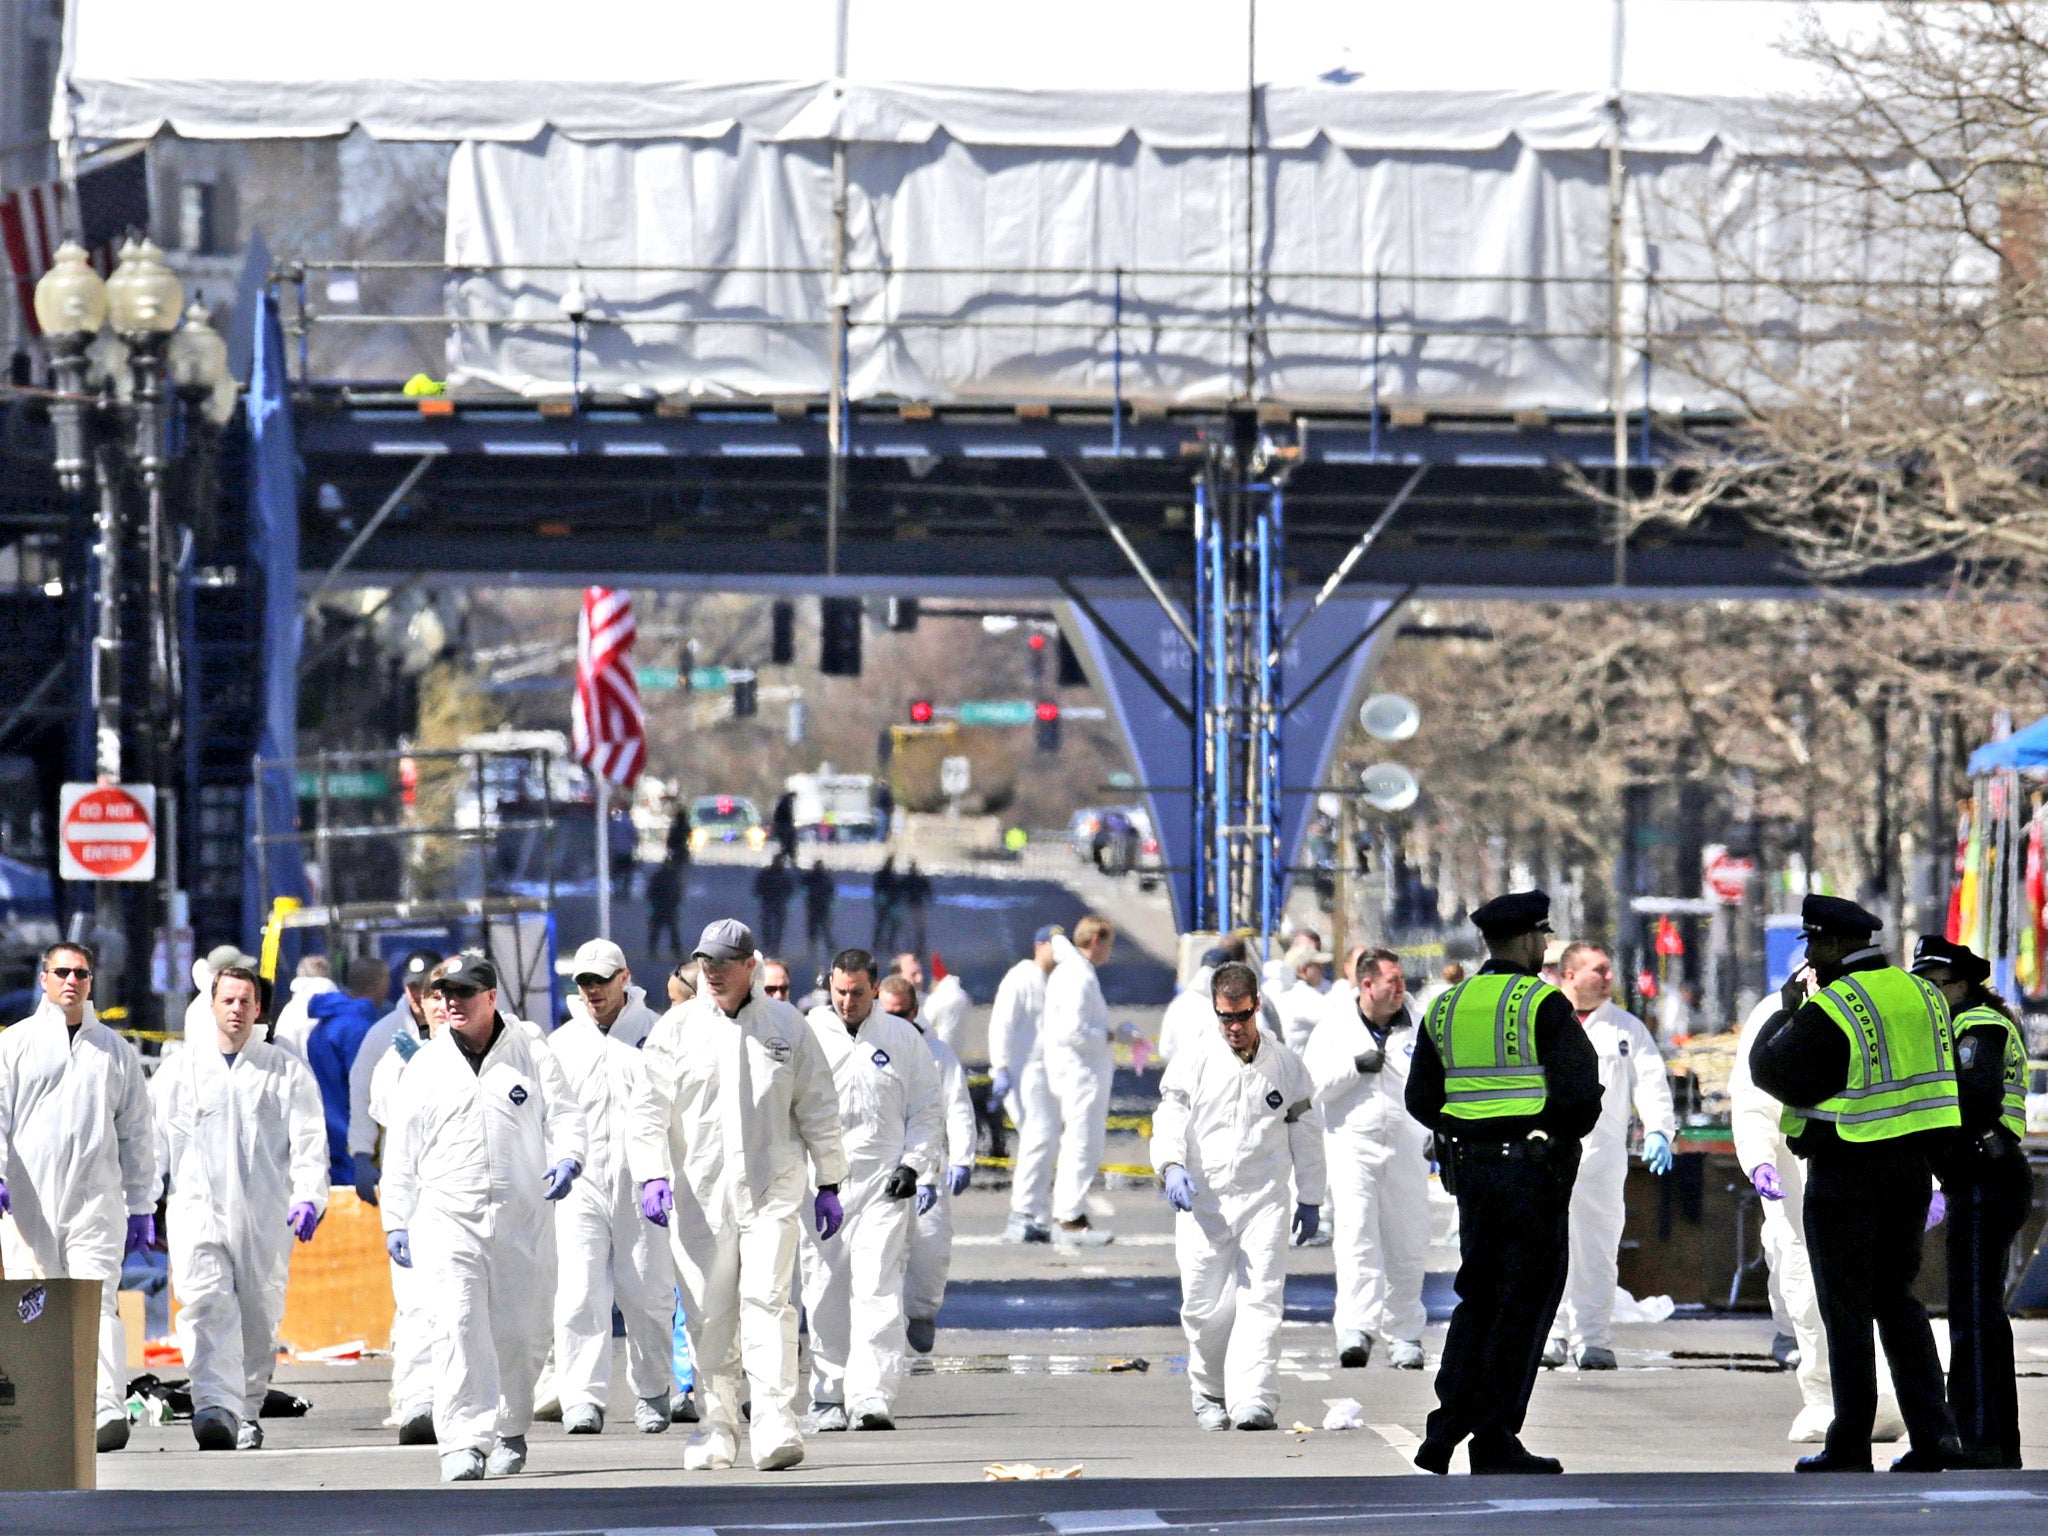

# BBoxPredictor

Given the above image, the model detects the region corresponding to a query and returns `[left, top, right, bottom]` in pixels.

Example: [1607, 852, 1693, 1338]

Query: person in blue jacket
[303, 955, 391, 1184]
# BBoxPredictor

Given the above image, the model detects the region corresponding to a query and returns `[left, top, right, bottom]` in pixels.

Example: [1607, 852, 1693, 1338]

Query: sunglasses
[49, 966, 93, 980]
[763, 982, 790, 995]
[436, 984, 484, 1001]
[1216, 1006, 1259, 1025]
[573, 974, 618, 989]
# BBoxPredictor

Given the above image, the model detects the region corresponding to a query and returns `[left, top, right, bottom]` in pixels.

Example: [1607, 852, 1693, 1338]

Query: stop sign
[58, 782, 157, 882]
[1704, 851, 1755, 905]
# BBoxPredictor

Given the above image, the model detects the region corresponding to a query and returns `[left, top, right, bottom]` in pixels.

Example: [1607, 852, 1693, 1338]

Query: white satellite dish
[1359, 762, 1420, 813]
[1359, 693, 1420, 742]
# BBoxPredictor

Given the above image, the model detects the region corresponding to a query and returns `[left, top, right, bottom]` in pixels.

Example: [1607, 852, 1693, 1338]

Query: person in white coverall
[1160, 946, 1284, 1066]
[630, 919, 850, 1472]
[1730, 990, 1906, 1444]
[1043, 916, 1118, 1244]
[365, 957, 452, 1443]
[923, 960, 971, 1054]
[380, 953, 587, 1481]
[1275, 947, 1332, 1055]
[882, 975, 976, 1354]
[800, 948, 943, 1430]
[267, 953, 336, 1060]
[181, 943, 254, 1044]
[346, 948, 441, 1205]
[1303, 948, 1431, 1371]
[989, 926, 1059, 1244]
[0, 941, 156, 1451]
[152, 965, 328, 1451]
[550, 938, 674, 1435]
[1543, 943, 1679, 1370]
[1152, 961, 1326, 1430]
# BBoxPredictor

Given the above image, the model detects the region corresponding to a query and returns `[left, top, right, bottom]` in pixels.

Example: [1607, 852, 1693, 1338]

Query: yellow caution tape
[258, 897, 300, 982]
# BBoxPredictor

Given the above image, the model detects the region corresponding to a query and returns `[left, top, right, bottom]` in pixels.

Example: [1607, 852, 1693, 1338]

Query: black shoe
[1890, 1440, 1964, 1474]
[1947, 1444, 2007, 1471]
[1413, 1437, 1455, 1475]
[1796, 1450, 1873, 1473]
[397, 1408, 437, 1446]
[1469, 1436, 1562, 1475]
[95, 1416, 129, 1453]
[193, 1407, 240, 1451]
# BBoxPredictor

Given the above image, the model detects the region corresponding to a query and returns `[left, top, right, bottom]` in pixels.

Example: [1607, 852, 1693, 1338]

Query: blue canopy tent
[1968, 715, 2048, 775]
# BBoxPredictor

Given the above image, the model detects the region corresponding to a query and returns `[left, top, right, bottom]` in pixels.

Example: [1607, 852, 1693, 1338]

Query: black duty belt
[1454, 1134, 1555, 1162]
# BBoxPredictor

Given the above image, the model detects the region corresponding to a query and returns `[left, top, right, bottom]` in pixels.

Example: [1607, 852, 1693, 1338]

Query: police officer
[1908, 936, 2029, 1469]
[1751, 895, 1964, 1473]
[1405, 891, 1600, 1475]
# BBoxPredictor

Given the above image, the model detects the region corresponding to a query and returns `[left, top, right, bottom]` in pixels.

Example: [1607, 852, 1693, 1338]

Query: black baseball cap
[430, 953, 499, 993]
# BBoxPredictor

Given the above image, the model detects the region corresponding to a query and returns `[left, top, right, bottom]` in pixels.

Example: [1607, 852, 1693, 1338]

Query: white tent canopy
[62, 0, 1845, 150]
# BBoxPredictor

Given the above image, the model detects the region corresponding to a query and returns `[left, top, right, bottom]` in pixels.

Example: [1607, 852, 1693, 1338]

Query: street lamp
[32, 241, 107, 491]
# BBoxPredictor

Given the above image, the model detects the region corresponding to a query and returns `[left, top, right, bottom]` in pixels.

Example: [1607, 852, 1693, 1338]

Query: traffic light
[908, 699, 934, 724]
[1034, 699, 1060, 754]
[732, 670, 758, 718]
[770, 600, 795, 665]
[887, 597, 919, 632]
[820, 596, 863, 676]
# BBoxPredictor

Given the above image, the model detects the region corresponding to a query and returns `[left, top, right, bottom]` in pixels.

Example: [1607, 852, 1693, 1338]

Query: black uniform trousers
[1944, 1142, 2031, 1466]
[1803, 1147, 1956, 1462]
[1425, 1139, 1577, 1452]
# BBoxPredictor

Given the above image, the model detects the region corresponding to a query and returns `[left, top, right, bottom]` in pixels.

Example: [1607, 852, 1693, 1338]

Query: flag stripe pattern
[0, 179, 65, 339]
[573, 586, 645, 787]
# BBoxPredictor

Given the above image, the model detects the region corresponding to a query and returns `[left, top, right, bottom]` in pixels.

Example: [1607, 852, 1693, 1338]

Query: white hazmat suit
[347, 996, 427, 1177]
[1042, 936, 1113, 1225]
[0, 998, 156, 1424]
[151, 1040, 327, 1420]
[1160, 967, 1283, 1064]
[629, 990, 848, 1469]
[550, 987, 674, 1419]
[923, 973, 970, 1054]
[1547, 999, 1678, 1356]
[799, 1003, 942, 1415]
[987, 957, 1054, 1229]
[1302, 993, 1431, 1353]
[380, 1017, 586, 1456]
[267, 973, 337, 1061]
[906, 1021, 977, 1325]
[1151, 1026, 1325, 1418]
[366, 1024, 435, 1423]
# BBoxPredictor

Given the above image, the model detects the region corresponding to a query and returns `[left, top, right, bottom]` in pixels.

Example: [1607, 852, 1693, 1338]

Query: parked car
[689, 794, 766, 851]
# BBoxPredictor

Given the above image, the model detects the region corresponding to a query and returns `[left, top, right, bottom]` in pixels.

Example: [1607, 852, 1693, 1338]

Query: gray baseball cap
[693, 919, 757, 963]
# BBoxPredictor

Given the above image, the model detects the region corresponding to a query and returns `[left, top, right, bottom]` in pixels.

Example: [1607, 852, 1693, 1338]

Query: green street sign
[958, 699, 1036, 727]
[295, 769, 390, 800]
[689, 666, 730, 691]
[635, 666, 680, 691]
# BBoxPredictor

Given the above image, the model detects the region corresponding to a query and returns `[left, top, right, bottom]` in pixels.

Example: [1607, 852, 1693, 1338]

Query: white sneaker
[486, 1434, 526, 1476]
[1387, 1339, 1427, 1370]
[563, 1404, 604, 1435]
[440, 1449, 486, 1482]
[1789, 1404, 1834, 1443]
[755, 1438, 805, 1471]
[634, 1395, 671, 1434]
[807, 1402, 849, 1433]
[1194, 1397, 1230, 1432]
[1232, 1403, 1277, 1431]
[682, 1429, 738, 1470]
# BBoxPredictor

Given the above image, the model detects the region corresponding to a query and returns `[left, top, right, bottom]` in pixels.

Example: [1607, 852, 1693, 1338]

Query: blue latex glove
[1292, 1203, 1320, 1244]
[0, 1178, 9, 1217]
[815, 1188, 844, 1240]
[948, 1163, 972, 1196]
[353, 1160, 380, 1207]
[1926, 1190, 1947, 1231]
[916, 1184, 938, 1216]
[1643, 1131, 1673, 1176]
[386, 1230, 412, 1268]
[1163, 1165, 1196, 1213]
[640, 1177, 674, 1227]
[288, 1202, 320, 1243]
[541, 1158, 582, 1201]
[988, 1068, 1013, 1103]
[124, 1213, 155, 1255]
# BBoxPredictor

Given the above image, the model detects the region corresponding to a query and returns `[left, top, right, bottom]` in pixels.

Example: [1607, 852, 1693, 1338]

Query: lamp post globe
[169, 299, 236, 425]
[33, 240, 108, 338]
[104, 238, 184, 336]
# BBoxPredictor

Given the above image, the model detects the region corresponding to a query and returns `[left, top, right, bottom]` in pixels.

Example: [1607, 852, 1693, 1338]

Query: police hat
[1799, 894, 1882, 939]
[1471, 890, 1552, 942]
[1910, 934, 1990, 986]
[430, 952, 499, 993]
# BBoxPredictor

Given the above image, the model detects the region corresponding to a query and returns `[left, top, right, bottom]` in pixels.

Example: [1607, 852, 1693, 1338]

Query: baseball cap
[397, 949, 443, 988]
[430, 953, 499, 993]
[571, 938, 629, 981]
[205, 942, 256, 971]
[1034, 924, 1065, 946]
[693, 919, 757, 963]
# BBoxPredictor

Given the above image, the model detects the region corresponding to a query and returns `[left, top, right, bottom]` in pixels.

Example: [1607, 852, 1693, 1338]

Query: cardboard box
[0, 1278, 98, 1491]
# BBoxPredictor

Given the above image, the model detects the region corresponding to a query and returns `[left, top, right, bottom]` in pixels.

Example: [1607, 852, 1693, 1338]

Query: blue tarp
[1968, 715, 2048, 775]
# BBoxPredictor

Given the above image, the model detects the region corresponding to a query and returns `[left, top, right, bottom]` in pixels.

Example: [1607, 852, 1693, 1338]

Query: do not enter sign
[59, 783, 156, 882]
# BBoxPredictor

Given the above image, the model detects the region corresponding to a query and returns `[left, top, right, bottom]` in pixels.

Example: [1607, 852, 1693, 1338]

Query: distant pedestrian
[804, 860, 836, 957]
[871, 856, 902, 954]
[666, 801, 693, 867]
[754, 854, 796, 954]
[772, 792, 800, 862]
[902, 862, 932, 957]
[648, 857, 685, 960]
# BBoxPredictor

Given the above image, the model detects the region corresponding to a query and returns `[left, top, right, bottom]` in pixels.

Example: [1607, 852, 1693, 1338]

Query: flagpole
[596, 772, 612, 939]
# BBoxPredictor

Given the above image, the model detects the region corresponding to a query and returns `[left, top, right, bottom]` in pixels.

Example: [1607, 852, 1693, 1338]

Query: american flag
[3, 153, 152, 339]
[0, 180, 64, 339]
[573, 587, 645, 787]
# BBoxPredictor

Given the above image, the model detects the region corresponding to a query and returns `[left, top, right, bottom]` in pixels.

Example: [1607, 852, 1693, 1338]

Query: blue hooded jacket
[305, 991, 380, 1183]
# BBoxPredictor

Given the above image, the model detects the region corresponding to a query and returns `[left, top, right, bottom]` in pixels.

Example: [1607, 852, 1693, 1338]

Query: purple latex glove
[1163, 1165, 1196, 1213]
[287, 1202, 320, 1244]
[948, 1163, 972, 1197]
[386, 1229, 412, 1268]
[916, 1183, 938, 1216]
[0, 1178, 9, 1218]
[640, 1178, 675, 1227]
[1926, 1190, 1947, 1231]
[541, 1158, 581, 1201]
[814, 1188, 844, 1240]
[124, 1213, 155, 1254]
[1752, 1163, 1784, 1201]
